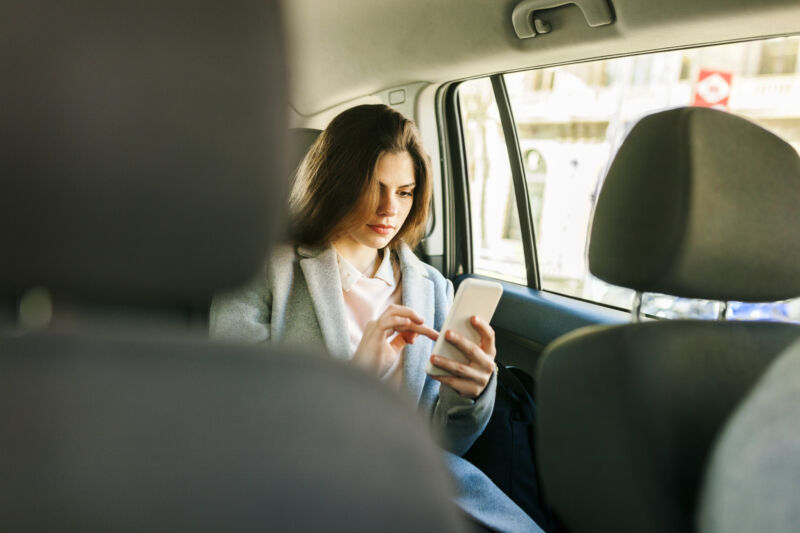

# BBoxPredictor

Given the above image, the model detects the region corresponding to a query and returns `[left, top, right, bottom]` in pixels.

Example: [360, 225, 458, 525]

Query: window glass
[462, 36, 800, 322]
[458, 78, 527, 284]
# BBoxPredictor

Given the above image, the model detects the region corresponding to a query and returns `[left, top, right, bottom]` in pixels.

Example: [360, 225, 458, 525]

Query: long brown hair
[288, 104, 432, 250]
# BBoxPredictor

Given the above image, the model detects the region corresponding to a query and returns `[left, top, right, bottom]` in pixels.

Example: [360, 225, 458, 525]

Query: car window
[458, 35, 800, 322]
[459, 78, 527, 284]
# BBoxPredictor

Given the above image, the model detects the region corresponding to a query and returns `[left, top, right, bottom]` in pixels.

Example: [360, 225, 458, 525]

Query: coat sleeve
[430, 278, 498, 456]
[209, 261, 272, 344]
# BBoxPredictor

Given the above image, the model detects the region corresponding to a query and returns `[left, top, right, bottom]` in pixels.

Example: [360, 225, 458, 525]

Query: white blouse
[336, 248, 404, 388]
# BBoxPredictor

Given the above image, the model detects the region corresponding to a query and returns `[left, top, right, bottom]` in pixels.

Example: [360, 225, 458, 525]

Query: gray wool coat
[210, 243, 542, 532]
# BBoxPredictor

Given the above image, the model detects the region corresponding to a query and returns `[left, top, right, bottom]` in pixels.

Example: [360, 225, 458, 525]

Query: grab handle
[511, 0, 614, 39]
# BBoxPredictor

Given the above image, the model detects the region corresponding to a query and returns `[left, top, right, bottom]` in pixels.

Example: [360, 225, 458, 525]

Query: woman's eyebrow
[379, 182, 416, 188]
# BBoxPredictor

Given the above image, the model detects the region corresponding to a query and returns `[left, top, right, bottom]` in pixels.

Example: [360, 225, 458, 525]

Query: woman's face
[342, 151, 416, 251]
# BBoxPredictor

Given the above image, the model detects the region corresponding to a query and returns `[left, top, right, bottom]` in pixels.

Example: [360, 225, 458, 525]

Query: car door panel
[455, 274, 628, 380]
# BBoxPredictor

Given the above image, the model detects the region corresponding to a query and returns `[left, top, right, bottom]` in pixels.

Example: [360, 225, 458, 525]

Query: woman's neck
[332, 238, 381, 275]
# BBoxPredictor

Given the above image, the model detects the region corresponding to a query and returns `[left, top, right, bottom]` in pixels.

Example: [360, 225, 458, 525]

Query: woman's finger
[469, 316, 497, 356]
[441, 329, 494, 371]
[429, 355, 488, 384]
[390, 330, 418, 350]
[396, 322, 439, 341]
[390, 332, 409, 350]
[364, 316, 439, 341]
[401, 331, 417, 344]
[379, 304, 424, 325]
[368, 315, 412, 336]
[429, 374, 484, 399]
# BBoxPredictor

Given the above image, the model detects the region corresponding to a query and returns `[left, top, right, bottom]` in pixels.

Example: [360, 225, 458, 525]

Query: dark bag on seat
[463, 363, 552, 531]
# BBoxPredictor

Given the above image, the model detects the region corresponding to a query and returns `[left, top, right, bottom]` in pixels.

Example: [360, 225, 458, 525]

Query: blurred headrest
[589, 107, 800, 302]
[287, 128, 322, 177]
[1, 1, 287, 305]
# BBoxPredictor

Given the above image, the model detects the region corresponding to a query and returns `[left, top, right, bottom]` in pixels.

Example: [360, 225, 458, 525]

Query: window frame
[438, 82, 472, 281]
[437, 36, 800, 319]
[489, 75, 541, 289]
[438, 76, 543, 289]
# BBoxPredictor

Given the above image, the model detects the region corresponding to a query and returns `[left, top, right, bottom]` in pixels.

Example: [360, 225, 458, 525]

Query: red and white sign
[693, 69, 733, 109]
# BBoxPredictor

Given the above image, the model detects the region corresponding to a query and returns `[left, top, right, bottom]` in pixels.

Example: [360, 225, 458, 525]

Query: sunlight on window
[459, 79, 527, 285]
[460, 36, 800, 323]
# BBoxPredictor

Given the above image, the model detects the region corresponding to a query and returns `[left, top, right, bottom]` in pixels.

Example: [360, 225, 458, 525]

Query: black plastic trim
[455, 273, 629, 344]
[438, 82, 473, 279]
[490, 75, 540, 289]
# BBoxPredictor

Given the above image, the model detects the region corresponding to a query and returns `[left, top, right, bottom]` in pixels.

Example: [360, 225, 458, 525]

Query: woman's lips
[368, 224, 393, 235]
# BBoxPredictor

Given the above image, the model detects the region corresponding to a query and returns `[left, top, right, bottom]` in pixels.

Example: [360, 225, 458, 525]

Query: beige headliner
[284, 0, 800, 117]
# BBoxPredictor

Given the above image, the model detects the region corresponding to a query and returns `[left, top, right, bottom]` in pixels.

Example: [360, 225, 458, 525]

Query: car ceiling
[283, 0, 800, 117]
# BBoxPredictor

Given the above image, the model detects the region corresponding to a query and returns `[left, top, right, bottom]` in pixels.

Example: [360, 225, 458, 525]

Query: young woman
[210, 104, 541, 532]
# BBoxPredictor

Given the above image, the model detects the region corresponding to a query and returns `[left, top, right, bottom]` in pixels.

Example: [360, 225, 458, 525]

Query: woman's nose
[378, 192, 397, 216]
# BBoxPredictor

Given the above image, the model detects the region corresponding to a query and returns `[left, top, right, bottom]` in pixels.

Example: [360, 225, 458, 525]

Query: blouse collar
[336, 248, 396, 292]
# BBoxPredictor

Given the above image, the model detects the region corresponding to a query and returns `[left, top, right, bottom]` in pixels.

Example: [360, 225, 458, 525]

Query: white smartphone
[426, 278, 503, 376]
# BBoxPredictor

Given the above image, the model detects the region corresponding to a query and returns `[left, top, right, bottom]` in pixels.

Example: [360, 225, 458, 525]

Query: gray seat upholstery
[0, 2, 461, 531]
[699, 338, 800, 533]
[536, 107, 800, 533]
[287, 127, 323, 176]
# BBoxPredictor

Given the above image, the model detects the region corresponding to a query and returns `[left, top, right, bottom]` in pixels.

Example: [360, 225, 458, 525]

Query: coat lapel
[298, 244, 352, 361]
[398, 244, 435, 404]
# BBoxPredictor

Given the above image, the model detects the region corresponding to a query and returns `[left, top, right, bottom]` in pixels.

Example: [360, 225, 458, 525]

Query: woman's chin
[370, 237, 392, 249]
[362, 232, 395, 249]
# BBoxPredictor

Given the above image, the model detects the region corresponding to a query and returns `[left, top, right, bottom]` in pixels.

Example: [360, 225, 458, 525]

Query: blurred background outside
[460, 36, 800, 322]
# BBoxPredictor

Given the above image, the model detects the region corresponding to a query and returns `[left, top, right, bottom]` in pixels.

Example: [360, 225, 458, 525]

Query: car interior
[537, 106, 800, 532]
[1, 2, 461, 531]
[4, 0, 800, 531]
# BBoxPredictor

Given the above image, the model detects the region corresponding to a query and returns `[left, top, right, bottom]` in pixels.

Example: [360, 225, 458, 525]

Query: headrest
[287, 128, 322, 176]
[589, 107, 800, 302]
[1, 1, 287, 305]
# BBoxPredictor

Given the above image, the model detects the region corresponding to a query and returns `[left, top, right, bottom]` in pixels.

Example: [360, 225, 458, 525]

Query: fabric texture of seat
[1, 0, 288, 304]
[698, 338, 800, 533]
[0, 2, 462, 531]
[536, 107, 800, 533]
[589, 107, 800, 302]
[539, 321, 800, 533]
[287, 127, 323, 176]
[0, 331, 461, 532]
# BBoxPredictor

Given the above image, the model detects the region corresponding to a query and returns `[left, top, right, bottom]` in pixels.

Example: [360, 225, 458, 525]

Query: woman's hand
[352, 304, 439, 376]
[428, 316, 497, 399]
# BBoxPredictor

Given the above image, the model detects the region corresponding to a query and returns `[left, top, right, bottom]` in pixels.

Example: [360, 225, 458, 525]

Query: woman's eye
[398, 191, 413, 198]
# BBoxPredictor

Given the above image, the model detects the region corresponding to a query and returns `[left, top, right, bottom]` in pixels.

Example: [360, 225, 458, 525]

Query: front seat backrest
[536, 107, 800, 533]
[0, 2, 461, 531]
[699, 337, 800, 533]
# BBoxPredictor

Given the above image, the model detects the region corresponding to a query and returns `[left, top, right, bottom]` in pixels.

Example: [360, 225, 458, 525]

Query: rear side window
[457, 35, 800, 322]
[460, 79, 527, 284]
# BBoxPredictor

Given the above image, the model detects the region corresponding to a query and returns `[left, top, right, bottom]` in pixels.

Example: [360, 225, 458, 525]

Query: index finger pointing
[382, 304, 424, 324]
[396, 322, 439, 342]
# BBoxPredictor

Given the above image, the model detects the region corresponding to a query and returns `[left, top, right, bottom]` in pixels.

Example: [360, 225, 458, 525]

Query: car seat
[288, 127, 323, 175]
[0, 2, 461, 531]
[535, 107, 800, 533]
[698, 337, 800, 533]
